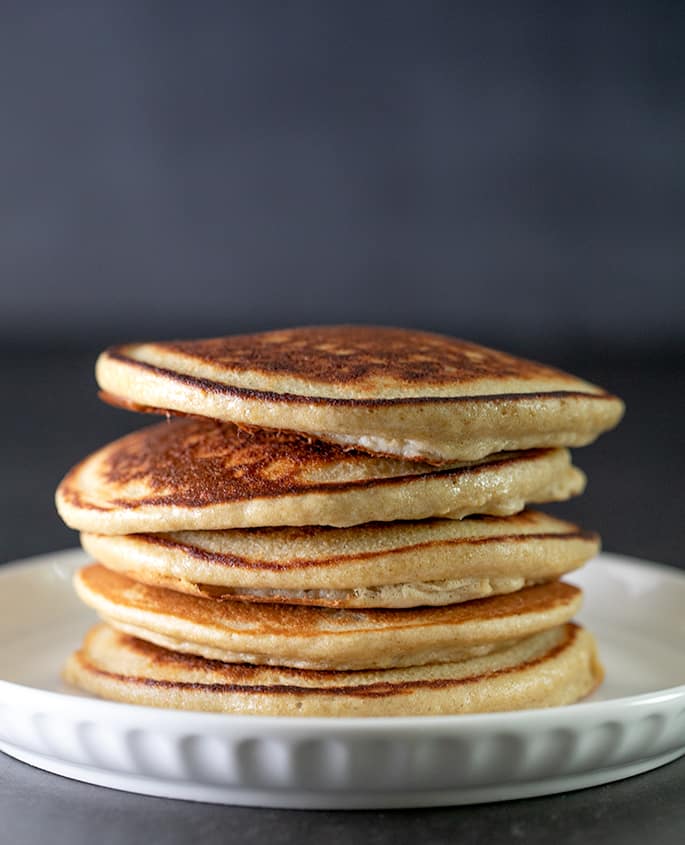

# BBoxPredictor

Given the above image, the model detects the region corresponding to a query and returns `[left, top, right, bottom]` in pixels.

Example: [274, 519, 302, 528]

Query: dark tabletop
[1, 346, 684, 844]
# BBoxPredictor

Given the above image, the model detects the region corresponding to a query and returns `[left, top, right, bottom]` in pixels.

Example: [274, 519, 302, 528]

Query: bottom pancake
[64, 622, 603, 717]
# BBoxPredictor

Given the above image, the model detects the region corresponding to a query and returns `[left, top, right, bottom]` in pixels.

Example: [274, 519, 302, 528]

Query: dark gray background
[0, 1, 683, 348]
[0, 3, 683, 842]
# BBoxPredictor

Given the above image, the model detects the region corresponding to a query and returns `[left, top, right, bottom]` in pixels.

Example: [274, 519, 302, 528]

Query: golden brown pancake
[74, 564, 583, 670]
[96, 326, 624, 463]
[55, 418, 585, 534]
[64, 622, 603, 716]
[81, 510, 599, 608]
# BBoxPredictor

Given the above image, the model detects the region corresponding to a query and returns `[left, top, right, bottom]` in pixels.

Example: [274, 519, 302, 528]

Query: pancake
[81, 510, 599, 608]
[64, 622, 603, 716]
[74, 564, 583, 670]
[96, 326, 624, 463]
[55, 418, 585, 534]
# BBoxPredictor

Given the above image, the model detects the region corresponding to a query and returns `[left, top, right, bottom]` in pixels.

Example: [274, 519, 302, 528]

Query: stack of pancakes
[56, 326, 623, 716]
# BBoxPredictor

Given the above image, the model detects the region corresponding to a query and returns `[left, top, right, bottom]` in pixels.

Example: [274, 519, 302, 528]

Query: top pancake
[96, 325, 624, 462]
[55, 418, 585, 534]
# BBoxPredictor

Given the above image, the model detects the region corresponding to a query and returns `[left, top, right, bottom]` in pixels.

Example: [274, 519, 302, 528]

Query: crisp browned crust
[155, 327, 575, 386]
[102, 324, 614, 407]
[56, 417, 580, 516]
[57, 437, 585, 533]
[94, 328, 624, 463]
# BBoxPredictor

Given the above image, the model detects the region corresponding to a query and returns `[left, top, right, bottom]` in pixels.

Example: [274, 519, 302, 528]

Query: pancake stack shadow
[55, 326, 624, 716]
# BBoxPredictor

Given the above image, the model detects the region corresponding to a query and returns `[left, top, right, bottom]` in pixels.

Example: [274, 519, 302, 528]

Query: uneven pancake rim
[103, 349, 615, 408]
[59, 440, 570, 511]
[76, 565, 582, 635]
[122, 526, 599, 571]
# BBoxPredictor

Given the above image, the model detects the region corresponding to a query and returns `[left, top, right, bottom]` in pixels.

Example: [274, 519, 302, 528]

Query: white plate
[0, 550, 684, 809]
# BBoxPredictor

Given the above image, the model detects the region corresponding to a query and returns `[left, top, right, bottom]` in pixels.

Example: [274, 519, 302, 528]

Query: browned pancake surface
[59, 418, 465, 510]
[149, 327, 580, 393]
[105, 326, 604, 402]
[94, 327, 624, 463]
[58, 418, 582, 530]
[94, 419, 365, 506]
